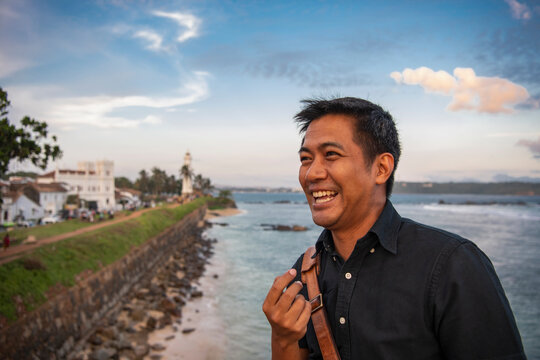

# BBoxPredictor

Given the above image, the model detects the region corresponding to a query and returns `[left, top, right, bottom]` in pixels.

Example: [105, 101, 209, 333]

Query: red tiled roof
[37, 169, 97, 177]
[31, 182, 68, 193]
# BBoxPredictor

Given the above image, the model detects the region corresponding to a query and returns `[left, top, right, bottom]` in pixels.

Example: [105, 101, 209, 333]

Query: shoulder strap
[301, 246, 341, 360]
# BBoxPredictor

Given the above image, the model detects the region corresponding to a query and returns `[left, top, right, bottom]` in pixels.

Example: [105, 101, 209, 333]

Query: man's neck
[331, 198, 386, 261]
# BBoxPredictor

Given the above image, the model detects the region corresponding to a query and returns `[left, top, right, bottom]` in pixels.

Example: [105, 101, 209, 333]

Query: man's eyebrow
[320, 141, 345, 150]
[298, 142, 345, 154]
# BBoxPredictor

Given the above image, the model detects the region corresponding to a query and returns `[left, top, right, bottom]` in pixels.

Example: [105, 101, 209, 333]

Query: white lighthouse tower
[181, 151, 193, 197]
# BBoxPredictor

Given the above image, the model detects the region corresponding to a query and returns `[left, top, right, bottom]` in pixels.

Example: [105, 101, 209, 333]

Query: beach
[145, 208, 242, 360]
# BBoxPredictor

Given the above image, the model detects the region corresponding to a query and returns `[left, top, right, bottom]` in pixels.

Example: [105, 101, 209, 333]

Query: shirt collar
[369, 200, 401, 255]
[315, 200, 401, 256]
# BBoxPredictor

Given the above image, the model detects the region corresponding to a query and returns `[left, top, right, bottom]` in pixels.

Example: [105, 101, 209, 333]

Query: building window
[106, 171, 110, 176]
[106, 198, 109, 204]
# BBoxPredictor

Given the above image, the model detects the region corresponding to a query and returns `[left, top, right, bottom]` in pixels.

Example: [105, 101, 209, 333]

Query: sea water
[204, 193, 540, 359]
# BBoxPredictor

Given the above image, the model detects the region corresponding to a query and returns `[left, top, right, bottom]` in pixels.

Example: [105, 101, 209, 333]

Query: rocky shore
[68, 221, 218, 360]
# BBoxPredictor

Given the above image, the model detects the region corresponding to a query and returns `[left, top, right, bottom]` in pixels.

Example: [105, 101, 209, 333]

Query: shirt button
[345, 272, 352, 279]
[339, 317, 346, 325]
[332, 256, 337, 262]
[370, 248, 375, 254]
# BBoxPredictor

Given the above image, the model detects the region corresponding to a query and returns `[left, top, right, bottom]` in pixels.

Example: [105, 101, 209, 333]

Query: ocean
[204, 192, 540, 359]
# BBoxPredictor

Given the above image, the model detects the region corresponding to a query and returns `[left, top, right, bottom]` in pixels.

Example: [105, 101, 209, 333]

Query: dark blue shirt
[292, 200, 526, 360]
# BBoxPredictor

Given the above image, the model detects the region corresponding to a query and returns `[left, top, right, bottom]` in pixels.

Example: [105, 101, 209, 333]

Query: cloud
[10, 71, 209, 129]
[516, 136, 540, 158]
[389, 67, 456, 94]
[245, 50, 369, 88]
[152, 10, 201, 43]
[390, 66, 530, 113]
[505, 0, 532, 20]
[133, 30, 165, 51]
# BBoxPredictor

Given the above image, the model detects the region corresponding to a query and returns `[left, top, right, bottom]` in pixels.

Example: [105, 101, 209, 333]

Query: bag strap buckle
[310, 293, 323, 313]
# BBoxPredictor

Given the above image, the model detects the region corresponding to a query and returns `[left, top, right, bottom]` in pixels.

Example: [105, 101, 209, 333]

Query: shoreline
[146, 207, 243, 359]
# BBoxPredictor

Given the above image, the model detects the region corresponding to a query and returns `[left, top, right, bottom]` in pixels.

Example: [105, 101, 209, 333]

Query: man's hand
[263, 269, 311, 359]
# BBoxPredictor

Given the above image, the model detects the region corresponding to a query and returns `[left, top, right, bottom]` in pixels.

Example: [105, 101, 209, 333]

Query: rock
[150, 343, 166, 351]
[182, 328, 196, 334]
[131, 308, 146, 322]
[261, 224, 308, 231]
[133, 344, 149, 358]
[24, 235, 37, 244]
[89, 347, 116, 360]
[88, 334, 103, 346]
[96, 326, 117, 340]
[146, 316, 157, 330]
[157, 314, 173, 328]
[191, 290, 203, 298]
[159, 298, 176, 313]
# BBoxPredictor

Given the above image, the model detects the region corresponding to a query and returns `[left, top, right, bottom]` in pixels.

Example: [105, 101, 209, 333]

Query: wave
[420, 204, 540, 221]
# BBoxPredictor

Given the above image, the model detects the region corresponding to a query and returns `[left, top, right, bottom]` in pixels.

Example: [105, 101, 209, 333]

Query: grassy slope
[0, 198, 208, 323]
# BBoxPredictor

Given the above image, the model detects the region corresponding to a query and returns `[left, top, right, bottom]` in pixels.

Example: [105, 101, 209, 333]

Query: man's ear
[375, 153, 394, 185]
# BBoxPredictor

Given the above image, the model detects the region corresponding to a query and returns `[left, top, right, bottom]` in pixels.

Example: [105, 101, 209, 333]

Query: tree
[115, 176, 134, 189]
[135, 169, 150, 194]
[193, 173, 214, 195]
[218, 189, 232, 199]
[0, 87, 62, 203]
[180, 164, 193, 180]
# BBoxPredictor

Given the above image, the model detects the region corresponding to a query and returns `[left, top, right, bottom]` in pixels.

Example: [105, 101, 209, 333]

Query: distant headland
[219, 182, 540, 196]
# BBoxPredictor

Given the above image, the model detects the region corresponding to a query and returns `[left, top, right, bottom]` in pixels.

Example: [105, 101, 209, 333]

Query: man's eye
[300, 155, 311, 162]
[326, 151, 340, 157]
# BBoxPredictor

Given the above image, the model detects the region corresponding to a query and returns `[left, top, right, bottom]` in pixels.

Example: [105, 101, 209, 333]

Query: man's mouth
[312, 190, 337, 204]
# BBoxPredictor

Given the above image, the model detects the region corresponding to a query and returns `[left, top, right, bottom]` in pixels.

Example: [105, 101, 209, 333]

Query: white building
[0, 181, 45, 224]
[37, 160, 115, 210]
[30, 183, 69, 215]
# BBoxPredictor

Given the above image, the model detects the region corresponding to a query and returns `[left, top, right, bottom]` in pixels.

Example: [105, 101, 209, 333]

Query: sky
[1, 0, 539, 188]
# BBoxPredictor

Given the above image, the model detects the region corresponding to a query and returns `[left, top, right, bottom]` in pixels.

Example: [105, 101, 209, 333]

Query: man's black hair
[294, 97, 401, 197]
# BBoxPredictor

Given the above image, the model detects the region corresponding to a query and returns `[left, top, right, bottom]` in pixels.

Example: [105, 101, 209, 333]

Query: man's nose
[305, 158, 327, 182]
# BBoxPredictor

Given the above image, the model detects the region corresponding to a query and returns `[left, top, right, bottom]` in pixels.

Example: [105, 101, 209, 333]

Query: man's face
[298, 114, 379, 231]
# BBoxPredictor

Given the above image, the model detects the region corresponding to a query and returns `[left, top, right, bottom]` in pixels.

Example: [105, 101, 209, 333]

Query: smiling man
[262, 97, 526, 360]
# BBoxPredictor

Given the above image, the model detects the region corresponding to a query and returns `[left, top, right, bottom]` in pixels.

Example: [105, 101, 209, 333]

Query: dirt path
[0, 204, 181, 266]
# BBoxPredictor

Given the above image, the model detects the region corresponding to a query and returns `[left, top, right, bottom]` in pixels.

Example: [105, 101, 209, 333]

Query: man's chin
[311, 214, 337, 229]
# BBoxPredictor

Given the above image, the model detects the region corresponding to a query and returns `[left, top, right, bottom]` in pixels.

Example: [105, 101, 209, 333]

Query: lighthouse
[181, 151, 193, 197]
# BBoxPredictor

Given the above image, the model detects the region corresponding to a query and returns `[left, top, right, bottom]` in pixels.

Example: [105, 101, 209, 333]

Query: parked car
[17, 220, 35, 228]
[42, 215, 62, 225]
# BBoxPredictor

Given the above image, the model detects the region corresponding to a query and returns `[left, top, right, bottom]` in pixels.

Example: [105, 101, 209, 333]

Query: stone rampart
[0, 206, 206, 360]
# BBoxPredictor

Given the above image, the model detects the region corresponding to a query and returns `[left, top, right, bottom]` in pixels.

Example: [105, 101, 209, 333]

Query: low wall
[0, 206, 207, 360]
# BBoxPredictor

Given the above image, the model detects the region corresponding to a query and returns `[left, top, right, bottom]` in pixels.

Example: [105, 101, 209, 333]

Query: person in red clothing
[3, 233, 10, 251]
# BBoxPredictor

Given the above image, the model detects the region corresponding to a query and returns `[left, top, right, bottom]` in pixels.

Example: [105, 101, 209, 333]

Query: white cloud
[390, 66, 530, 113]
[152, 10, 201, 43]
[390, 67, 456, 94]
[9, 71, 209, 129]
[133, 30, 165, 51]
[504, 0, 532, 20]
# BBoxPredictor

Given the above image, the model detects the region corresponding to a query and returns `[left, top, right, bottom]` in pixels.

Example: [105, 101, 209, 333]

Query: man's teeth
[312, 190, 337, 203]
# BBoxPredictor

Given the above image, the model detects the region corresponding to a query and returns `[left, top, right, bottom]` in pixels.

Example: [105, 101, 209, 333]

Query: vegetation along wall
[0, 202, 207, 359]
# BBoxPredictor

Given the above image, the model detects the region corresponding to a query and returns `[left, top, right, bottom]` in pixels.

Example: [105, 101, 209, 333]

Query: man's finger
[264, 268, 298, 307]
[276, 281, 303, 310]
[296, 298, 312, 326]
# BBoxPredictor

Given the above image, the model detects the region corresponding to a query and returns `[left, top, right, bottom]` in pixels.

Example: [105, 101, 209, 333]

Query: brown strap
[301, 246, 341, 360]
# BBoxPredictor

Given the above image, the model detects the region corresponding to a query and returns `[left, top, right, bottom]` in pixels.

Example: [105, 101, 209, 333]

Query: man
[262, 97, 525, 359]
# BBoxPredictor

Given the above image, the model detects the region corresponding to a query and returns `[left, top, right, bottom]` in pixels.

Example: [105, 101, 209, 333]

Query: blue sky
[1, 0, 539, 187]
